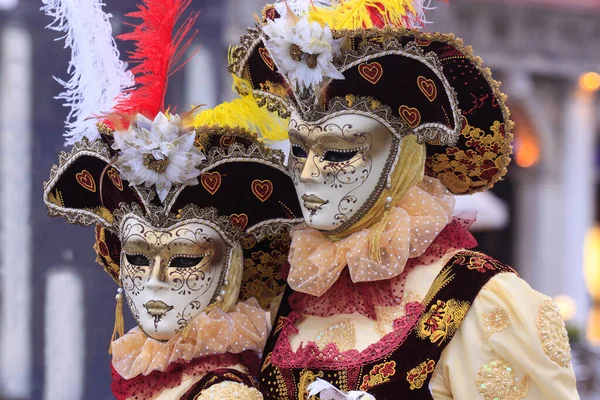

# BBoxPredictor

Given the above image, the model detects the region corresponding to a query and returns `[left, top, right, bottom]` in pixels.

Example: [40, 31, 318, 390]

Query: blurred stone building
[0, 0, 599, 398]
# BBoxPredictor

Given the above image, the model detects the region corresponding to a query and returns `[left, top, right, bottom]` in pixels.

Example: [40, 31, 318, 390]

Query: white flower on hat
[263, 15, 344, 91]
[112, 112, 205, 202]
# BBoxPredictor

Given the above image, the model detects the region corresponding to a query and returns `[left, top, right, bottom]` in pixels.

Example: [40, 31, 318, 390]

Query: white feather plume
[41, 0, 134, 145]
[408, 0, 436, 28]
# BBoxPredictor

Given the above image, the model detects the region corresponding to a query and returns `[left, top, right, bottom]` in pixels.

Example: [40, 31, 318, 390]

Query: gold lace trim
[536, 299, 572, 368]
[315, 319, 356, 352]
[374, 293, 422, 337]
[195, 381, 263, 400]
[483, 307, 510, 338]
[476, 359, 529, 400]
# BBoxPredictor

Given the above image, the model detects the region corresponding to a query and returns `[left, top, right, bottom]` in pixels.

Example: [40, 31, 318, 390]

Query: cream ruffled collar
[110, 298, 268, 380]
[287, 177, 455, 297]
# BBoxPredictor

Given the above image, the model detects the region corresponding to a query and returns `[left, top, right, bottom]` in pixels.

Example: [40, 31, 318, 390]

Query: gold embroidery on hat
[417, 76, 437, 102]
[358, 61, 383, 84]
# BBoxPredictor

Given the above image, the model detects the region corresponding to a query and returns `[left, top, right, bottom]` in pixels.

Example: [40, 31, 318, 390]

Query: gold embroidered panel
[536, 299, 572, 368]
[476, 359, 529, 400]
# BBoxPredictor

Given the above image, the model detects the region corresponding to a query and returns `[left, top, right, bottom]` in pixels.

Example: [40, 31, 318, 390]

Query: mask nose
[145, 256, 169, 290]
[299, 150, 321, 183]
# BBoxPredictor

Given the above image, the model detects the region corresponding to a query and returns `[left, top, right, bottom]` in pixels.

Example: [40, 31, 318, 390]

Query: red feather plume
[113, 0, 199, 120]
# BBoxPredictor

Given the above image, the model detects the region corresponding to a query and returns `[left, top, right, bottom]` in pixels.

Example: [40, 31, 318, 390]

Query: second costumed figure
[229, 0, 580, 399]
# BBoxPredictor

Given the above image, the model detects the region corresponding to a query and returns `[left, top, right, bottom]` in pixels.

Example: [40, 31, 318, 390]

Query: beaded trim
[198, 142, 288, 176]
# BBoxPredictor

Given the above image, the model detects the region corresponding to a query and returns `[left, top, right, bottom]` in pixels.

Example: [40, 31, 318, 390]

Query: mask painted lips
[302, 193, 329, 211]
[143, 300, 174, 317]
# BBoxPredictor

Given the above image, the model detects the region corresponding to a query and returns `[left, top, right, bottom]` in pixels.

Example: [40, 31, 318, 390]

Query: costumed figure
[41, 0, 302, 398]
[228, 0, 580, 398]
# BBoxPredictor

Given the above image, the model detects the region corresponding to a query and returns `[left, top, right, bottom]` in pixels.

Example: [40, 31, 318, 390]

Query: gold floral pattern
[427, 120, 512, 194]
[240, 232, 290, 310]
[315, 319, 356, 352]
[195, 381, 263, 400]
[536, 299, 572, 368]
[453, 250, 512, 274]
[360, 361, 397, 391]
[406, 359, 436, 390]
[483, 307, 510, 338]
[476, 359, 529, 400]
[417, 299, 470, 346]
[374, 293, 422, 337]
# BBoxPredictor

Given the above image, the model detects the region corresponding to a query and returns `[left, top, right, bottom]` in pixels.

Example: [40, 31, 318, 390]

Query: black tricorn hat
[45, 125, 303, 304]
[230, 26, 513, 196]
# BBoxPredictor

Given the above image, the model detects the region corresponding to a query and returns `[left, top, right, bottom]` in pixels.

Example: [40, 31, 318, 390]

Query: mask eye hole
[291, 144, 308, 158]
[170, 256, 205, 269]
[125, 253, 150, 266]
[322, 149, 358, 163]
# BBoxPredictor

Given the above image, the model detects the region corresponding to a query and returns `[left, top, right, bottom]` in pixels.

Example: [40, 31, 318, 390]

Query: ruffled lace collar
[110, 299, 268, 380]
[287, 177, 455, 297]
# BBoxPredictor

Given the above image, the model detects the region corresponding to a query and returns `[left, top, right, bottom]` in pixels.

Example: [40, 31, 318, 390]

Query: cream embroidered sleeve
[429, 273, 580, 399]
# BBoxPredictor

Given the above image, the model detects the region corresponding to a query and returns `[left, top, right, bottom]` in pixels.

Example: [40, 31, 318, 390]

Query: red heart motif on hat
[417, 76, 437, 102]
[219, 135, 235, 148]
[107, 168, 123, 191]
[251, 179, 273, 202]
[230, 213, 249, 230]
[76, 170, 96, 192]
[415, 37, 432, 46]
[358, 62, 383, 85]
[259, 47, 275, 71]
[399, 106, 422, 128]
[201, 172, 222, 195]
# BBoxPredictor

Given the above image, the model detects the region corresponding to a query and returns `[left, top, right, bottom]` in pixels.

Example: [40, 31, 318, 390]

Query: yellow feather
[309, 0, 417, 30]
[189, 76, 289, 142]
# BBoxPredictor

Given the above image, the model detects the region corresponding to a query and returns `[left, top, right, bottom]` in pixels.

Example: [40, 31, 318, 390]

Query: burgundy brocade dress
[259, 221, 516, 399]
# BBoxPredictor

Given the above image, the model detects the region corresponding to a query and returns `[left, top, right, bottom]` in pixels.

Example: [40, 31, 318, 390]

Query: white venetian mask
[119, 216, 230, 340]
[288, 113, 397, 232]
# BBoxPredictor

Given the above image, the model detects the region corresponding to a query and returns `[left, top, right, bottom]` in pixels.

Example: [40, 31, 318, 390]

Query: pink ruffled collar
[287, 177, 455, 297]
[110, 298, 268, 380]
[271, 302, 425, 370]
